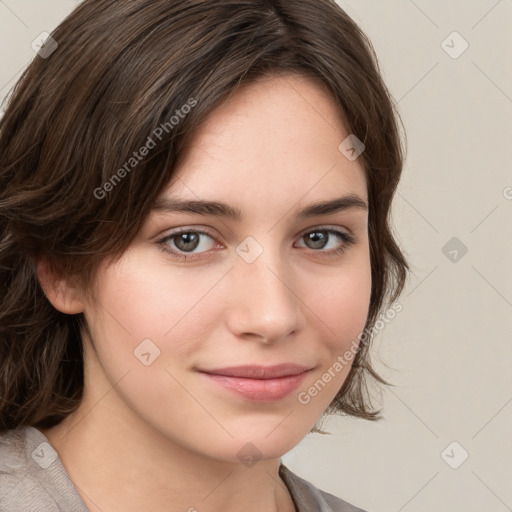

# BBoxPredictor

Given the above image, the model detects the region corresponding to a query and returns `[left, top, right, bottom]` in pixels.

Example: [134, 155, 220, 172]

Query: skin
[38, 73, 371, 512]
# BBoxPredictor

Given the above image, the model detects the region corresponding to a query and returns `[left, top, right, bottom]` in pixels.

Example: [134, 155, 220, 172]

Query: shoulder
[0, 425, 88, 512]
[279, 463, 371, 512]
[0, 426, 37, 489]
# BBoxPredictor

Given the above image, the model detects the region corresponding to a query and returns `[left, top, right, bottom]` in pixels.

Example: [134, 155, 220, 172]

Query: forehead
[161, 73, 367, 213]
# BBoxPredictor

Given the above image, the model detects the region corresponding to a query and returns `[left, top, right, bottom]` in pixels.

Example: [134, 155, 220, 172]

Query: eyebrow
[151, 193, 368, 220]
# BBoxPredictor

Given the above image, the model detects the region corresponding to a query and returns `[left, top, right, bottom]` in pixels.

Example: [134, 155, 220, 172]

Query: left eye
[295, 229, 353, 251]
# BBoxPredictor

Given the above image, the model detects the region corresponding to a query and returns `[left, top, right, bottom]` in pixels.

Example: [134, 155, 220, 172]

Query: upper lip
[198, 364, 312, 379]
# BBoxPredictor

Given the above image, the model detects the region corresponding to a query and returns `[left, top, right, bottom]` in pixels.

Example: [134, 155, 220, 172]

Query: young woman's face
[80, 74, 371, 462]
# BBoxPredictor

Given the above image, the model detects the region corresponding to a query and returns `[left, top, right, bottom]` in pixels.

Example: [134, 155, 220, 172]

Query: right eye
[157, 228, 221, 261]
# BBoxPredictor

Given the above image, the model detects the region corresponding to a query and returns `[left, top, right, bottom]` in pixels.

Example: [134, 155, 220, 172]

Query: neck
[40, 404, 297, 512]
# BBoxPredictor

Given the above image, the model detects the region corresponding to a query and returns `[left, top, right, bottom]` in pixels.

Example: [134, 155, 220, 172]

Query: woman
[0, 1, 408, 510]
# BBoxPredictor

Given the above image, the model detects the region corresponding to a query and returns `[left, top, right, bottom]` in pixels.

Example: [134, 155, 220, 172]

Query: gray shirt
[0, 426, 368, 512]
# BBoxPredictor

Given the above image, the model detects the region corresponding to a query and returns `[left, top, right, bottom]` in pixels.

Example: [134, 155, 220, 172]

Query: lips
[198, 364, 312, 402]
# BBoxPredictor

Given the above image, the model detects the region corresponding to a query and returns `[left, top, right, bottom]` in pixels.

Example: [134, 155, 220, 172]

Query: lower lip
[200, 371, 309, 402]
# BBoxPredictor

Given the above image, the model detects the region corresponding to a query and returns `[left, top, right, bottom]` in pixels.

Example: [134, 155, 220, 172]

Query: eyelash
[156, 226, 356, 262]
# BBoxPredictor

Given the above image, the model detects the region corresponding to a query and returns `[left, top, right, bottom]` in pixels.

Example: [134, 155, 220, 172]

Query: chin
[159, 419, 311, 465]
[217, 420, 314, 463]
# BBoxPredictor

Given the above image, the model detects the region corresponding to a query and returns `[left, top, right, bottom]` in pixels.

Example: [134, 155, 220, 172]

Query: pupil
[307, 232, 326, 249]
[176, 233, 199, 252]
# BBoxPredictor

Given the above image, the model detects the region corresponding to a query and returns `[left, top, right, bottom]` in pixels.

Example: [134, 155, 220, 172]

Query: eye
[295, 228, 356, 256]
[157, 229, 218, 261]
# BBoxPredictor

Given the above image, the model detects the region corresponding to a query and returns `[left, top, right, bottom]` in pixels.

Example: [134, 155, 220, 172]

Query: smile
[197, 364, 313, 402]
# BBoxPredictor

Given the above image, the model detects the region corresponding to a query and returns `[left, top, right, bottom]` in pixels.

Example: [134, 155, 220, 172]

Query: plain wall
[1, 1, 511, 511]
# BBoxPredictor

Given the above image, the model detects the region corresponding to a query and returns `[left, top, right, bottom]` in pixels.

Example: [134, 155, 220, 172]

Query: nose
[225, 243, 303, 344]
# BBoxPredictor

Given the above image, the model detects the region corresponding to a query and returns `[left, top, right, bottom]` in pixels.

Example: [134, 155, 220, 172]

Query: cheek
[81, 253, 228, 428]
[306, 255, 372, 350]
[292, 257, 371, 418]
[88, 251, 225, 352]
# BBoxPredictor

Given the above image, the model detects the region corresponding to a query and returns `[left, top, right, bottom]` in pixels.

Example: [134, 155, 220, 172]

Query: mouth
[197, 364, 313, 402]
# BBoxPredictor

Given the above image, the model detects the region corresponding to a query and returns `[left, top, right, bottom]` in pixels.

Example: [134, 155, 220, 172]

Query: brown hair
[0, 0, 408, 432]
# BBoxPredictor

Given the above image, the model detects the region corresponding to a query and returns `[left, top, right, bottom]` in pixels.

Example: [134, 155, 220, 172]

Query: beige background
[1, 1, 511, 511]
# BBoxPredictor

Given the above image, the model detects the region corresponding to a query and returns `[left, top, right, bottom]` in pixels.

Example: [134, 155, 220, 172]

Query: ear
[36, 257, 85, 314]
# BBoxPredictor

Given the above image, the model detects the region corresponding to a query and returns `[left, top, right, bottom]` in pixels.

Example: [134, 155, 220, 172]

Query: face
[78, 73, 371, 463]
